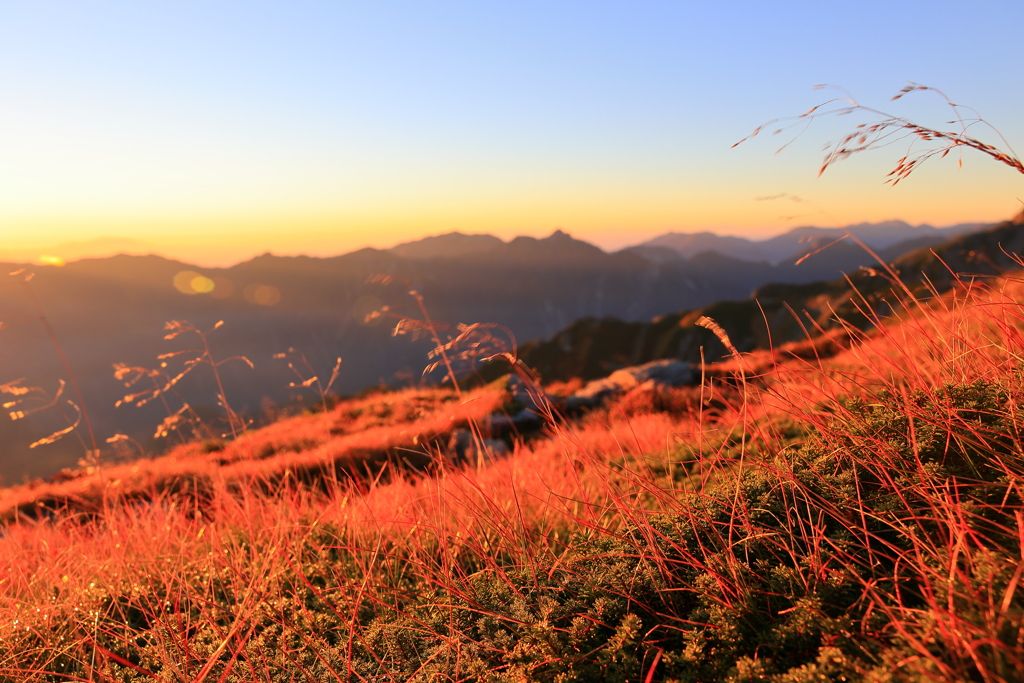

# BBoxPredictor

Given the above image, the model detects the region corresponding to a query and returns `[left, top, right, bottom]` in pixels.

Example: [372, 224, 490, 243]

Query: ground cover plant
[1, 257, 1023, 681]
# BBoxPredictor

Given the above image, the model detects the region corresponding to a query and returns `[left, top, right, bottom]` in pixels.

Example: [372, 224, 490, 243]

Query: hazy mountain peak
[388, 232, 504, 260]
[0, 236, 161, 265]
[840, 219, 917, 232]
[639, 231, 771, 262]
[638, 219, 992, 265]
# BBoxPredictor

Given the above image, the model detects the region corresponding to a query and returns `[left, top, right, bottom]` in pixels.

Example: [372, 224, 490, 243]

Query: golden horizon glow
[3, 3, 1022, 268]
[3, 125, 1022, 267]
[2, 191, 1020, 267]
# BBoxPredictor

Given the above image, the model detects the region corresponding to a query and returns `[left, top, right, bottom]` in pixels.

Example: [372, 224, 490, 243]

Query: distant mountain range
[0, 237, 159, 265]
[517, 212, 1024, 384]
[0, 218, 1000, 482]
[2, 220, 991, 267]
[635, 220, 987, 264]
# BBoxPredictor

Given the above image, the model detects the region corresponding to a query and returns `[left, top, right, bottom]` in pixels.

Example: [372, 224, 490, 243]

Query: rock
[569, 376, 625, 403]
[567, 359, 695, 409]
[611, 358, 696, 387]
[477, 375, 553, 439]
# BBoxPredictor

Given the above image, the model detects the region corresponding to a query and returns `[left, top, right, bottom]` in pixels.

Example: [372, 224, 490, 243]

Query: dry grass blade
[1, 270, 100, 459]
[735, 82, 1024, 184]
[273, 347, 343, 414]
[118, 320, 251, 443]
[28, 401, 80, 449]
[1, 379, 91, 453]
[695, 315, 739, 357]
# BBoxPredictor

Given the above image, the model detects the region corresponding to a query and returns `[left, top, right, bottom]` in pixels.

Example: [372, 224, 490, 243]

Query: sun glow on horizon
[2, 184, 1020, 267]
[2, 3, 1021, 267]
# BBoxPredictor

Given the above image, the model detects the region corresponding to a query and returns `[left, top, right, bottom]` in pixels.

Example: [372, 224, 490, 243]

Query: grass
[0, 384, 507, 523]
[4, 80, 1021, 681]
[1, 259, 1023, 681]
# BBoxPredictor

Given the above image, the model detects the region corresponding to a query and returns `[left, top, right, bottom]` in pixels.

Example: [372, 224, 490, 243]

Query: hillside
[1, 248, 1022, 680]
[518, 215, 1024, 382]
[638, 220, 986, 263]
[1, 224, 984, 483]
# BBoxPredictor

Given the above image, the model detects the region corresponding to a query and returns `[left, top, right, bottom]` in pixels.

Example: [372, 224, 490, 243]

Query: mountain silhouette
[388, 232, 504, 260]
[0, 237, 159, 264]
[639, 220, 988, 264]
[0, 221, 996, 482]
[516, 217, 1024, 384]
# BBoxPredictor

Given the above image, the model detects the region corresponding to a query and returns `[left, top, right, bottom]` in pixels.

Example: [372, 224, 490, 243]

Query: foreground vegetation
[1, 266, 1023, 682]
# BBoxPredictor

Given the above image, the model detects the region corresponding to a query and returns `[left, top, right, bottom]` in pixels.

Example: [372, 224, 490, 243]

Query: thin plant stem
[21, 276, 99, 457]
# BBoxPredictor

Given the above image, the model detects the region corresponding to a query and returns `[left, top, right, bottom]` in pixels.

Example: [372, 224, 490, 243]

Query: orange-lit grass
[750, 274, 1024, 423]
[0, 385, 506, 522]
[1, 273, 1024, 679]
[0, 393, 734, 677]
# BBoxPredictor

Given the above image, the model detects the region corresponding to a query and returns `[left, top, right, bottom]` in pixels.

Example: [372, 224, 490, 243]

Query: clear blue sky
[2, 1, 1022, 264]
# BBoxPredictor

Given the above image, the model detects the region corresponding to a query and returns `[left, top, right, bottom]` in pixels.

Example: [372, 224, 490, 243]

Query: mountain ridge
[0, 216, 1006, 482]
[640, 220, 988, 264]
[1, 220, 992, 268]
[515, 216, 1024, 384]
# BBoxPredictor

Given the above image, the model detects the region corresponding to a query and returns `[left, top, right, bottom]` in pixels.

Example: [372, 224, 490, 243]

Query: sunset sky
[3, 1, 1023, 266]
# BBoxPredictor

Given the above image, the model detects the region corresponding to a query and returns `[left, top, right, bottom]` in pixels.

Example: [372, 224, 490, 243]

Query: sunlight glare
[190, 275, 215, 294]
[243, 284, 281, 306]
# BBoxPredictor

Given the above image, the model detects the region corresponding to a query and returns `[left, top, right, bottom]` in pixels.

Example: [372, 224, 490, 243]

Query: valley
[0, 219, 992, 482]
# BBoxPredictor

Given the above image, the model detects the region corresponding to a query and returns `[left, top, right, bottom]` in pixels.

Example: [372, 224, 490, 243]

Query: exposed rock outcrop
[566, 359, 696, 410]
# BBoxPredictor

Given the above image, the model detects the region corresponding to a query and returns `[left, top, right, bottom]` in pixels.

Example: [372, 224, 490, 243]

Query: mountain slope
[3, 253, 1022, 682]
[518, 217, 1024, 382]
[0, 232, 771, 481]
[0, 220, 1005, 482]
[638, 220, 988, 264]
[387, 232, 504, 259]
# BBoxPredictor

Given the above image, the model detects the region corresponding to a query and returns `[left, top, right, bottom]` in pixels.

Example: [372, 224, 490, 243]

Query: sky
[2, 1, 1023, 266]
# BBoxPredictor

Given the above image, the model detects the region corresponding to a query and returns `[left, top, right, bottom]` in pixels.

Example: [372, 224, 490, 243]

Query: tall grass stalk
[157, 320, 253, 441]
[1, 270, 99, 460]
